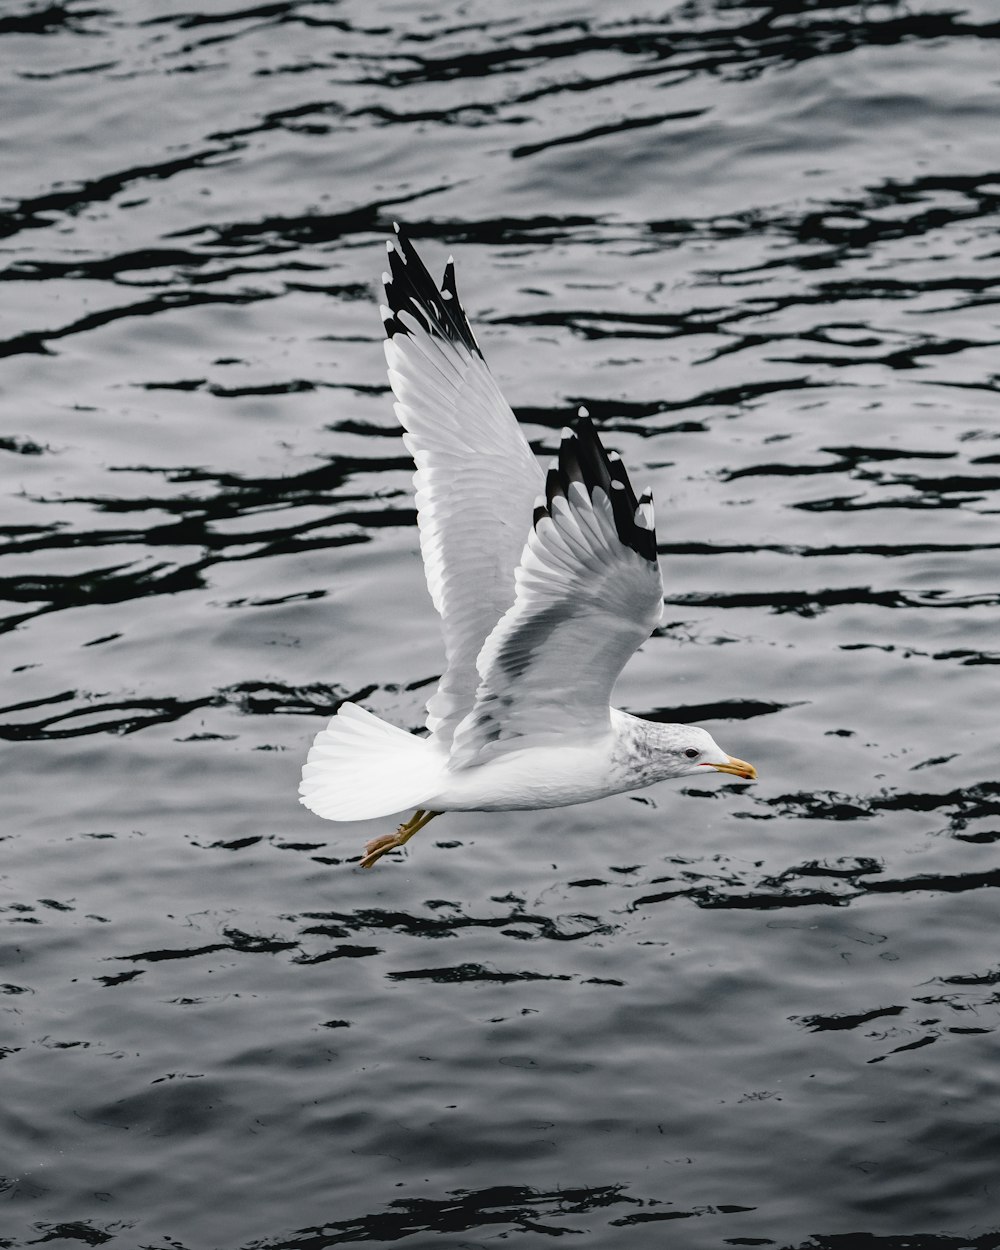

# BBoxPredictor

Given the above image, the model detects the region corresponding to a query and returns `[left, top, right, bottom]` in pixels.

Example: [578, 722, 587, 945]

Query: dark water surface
[3, 2, 1000, 1246]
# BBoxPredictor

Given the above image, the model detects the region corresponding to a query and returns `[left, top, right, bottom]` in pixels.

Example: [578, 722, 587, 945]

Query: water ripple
[4, 2, 1000, 1246]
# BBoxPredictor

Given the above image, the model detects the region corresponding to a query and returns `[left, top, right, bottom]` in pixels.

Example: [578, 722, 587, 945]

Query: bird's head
[668, 724, 757, 781]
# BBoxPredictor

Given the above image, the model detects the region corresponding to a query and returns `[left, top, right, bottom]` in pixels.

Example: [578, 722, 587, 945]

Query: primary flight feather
[299, 227, 757, 868]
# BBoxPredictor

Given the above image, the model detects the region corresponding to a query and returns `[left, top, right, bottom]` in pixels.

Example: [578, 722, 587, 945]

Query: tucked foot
[359, 808, 440, 869]
[360, 831, 405, 869]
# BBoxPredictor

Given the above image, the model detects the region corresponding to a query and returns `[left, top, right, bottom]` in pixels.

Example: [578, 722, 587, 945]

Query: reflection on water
[3, 1, 1000, 1247]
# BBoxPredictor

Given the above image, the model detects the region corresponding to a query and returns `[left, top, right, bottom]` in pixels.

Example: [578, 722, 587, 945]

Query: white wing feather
[382, 229, 543, 746]
[449, 419, 663, 768]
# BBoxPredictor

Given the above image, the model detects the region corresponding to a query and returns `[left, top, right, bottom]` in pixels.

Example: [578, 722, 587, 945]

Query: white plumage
[300, 227, 756, 868]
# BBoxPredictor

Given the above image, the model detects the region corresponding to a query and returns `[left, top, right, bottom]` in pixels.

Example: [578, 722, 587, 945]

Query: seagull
[300, 226, 757, 868]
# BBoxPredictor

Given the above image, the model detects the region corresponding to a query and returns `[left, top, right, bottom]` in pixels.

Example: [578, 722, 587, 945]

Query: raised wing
[448, 415, 663, 769]
[382, 227, 544, 746]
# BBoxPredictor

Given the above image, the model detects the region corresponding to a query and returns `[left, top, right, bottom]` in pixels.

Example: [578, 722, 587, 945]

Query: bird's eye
[684, 748, 700, 760]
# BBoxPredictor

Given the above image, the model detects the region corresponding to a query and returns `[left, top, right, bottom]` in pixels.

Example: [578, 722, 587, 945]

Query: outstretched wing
[448, 416, 663, 769]
[382, 227, 544, 747]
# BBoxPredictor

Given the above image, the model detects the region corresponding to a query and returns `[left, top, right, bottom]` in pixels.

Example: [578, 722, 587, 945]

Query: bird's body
[386, 711, 719, 814]
[300, 228, 756, 866]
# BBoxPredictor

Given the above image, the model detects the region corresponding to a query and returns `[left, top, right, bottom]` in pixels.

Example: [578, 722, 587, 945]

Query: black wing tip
[537, 415, 657, 563]
[441, 255, 458, 296]
[381, 225, 482, 356]
[543, 461, 561, 513]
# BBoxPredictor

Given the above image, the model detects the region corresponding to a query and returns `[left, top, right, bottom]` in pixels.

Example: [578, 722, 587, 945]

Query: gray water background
[3, 2, 1000, 1246]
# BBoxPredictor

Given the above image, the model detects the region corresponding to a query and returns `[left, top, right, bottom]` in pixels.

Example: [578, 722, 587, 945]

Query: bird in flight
[300, 226, 756, 868]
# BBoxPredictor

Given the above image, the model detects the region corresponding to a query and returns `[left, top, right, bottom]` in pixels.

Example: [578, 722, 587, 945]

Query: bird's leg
[359, 809, 441, 869]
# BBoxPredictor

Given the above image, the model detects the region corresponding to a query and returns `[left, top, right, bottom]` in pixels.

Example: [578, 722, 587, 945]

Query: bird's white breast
[428, 732, 624, 812]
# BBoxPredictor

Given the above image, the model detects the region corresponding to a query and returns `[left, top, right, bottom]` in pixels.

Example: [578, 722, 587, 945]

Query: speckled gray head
[610, 713, 757, 786]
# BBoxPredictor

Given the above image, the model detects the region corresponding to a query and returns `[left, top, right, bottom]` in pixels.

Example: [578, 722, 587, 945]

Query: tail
[299, 702, 441, 822]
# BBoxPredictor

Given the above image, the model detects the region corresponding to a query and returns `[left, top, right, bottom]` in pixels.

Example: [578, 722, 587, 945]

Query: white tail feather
[299, 702, 442, 821]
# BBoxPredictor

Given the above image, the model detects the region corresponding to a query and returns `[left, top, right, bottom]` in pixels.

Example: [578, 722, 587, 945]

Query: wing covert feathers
[449, 416, 663, 768]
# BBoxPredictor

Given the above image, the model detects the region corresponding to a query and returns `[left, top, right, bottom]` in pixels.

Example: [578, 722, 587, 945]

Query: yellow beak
[711, 756, 757, 780]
